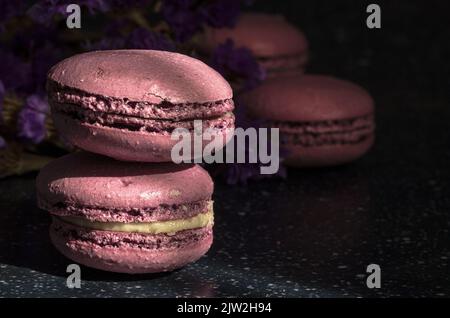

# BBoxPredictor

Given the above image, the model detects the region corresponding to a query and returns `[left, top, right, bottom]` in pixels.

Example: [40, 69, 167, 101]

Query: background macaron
[239, 74, 375, 167]
[47, 50, 235, 162]
[201, 13, 309, 77]
[36, 152, 214, 274]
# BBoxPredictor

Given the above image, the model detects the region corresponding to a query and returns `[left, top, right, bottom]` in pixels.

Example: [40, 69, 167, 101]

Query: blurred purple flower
[201, 0, 241, 28]
[17, 94, 49, 144]
[23, 94, 49, 113]
[125, 28, 175, 51]
[226, 163, 287, 185]
[0, 49, 32, 93]
[162, 0, 244, 42]
[108, 0, 151, 7]
[210, 39, 265, 91]
[27, 0, 68, 24]
[84, 28, 175, 52]
[18, 108, 47, 143]
[0, 135, 5, 149]
[161, 0, 203, 42]
[28, 0, 152, 24]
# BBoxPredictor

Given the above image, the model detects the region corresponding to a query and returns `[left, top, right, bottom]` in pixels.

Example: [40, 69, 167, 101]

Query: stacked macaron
[37, 50, 234, 273]
[37, 153, 214, 273]
[46, 50, 234, 162]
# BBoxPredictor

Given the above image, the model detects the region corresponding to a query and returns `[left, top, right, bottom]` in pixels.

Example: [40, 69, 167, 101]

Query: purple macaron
[47, 50, 235, 162]
[239, 74, 375, 167]
[36, 152, 214, 274]
[201, 13, 309, 77]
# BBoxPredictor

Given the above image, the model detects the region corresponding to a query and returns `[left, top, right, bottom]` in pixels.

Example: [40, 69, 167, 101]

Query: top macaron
[47, 50, 235, 162]
[48, 50, 232, 105]
[201, 13, 309, 76]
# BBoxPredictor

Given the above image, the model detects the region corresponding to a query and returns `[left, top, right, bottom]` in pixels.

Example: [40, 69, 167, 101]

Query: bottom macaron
[36, 152, 215, 274]
[239, 74, 375, 167]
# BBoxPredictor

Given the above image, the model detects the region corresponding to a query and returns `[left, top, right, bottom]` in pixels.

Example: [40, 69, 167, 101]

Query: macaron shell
[50, 224, 213, 274]
[50, 112, 234, 163]
[48, 50, 232, 104]
[202, 13, 308, 58]
[261, 54, 308, 78]
[284, 135, 375, 167]
[240, 74, 374, 122]
[36, 152, 214, 211]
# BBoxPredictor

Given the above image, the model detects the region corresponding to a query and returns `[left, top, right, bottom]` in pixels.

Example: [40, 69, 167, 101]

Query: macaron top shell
[202, 13, 308, 57]
[47, 50, 232, 104]
[240, 74, 374, 122]
[36, 152, 213, 210]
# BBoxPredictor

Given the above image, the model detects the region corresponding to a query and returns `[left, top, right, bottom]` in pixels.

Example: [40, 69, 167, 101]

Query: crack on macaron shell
[47, 80, 234, 121]
[40, 199, 212, 223]
[52, 104, 235, 134]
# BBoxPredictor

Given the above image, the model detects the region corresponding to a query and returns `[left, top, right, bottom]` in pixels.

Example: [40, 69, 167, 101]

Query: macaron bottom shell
[283, 134, 374, 167]
[50, 218, 213, 274]
[53, 112, 235, 162]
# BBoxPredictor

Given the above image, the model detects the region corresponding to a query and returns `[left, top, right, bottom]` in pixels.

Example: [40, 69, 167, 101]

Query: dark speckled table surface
[1, 1, 449, 297]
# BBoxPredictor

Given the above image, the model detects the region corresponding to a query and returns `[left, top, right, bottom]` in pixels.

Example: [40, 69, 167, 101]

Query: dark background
[1, 1, 450, 297]
[259, 0, 449, 96]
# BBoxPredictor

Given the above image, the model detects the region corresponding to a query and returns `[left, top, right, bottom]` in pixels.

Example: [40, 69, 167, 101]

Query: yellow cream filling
[58, 210, 214, 234]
